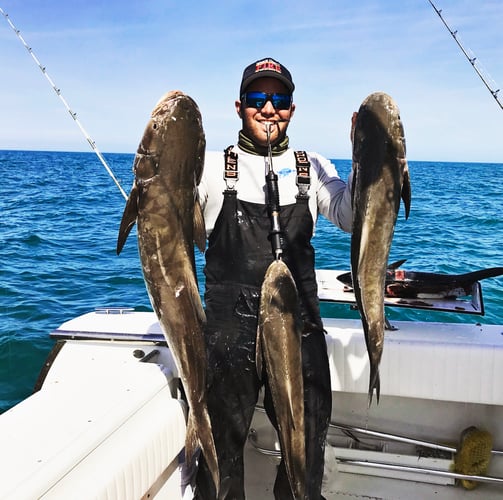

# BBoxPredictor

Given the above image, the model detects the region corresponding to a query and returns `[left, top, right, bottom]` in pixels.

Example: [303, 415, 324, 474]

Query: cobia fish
[338, 262, 503, 299]
[116, 91, 219, 492]
[351, 92, 411, 405]
[384, 266, 503, 299]
[257, 259, 305, 499]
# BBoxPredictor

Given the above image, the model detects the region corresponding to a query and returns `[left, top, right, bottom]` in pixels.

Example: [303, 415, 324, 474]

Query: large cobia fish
[351, 92, 411, 406]
[116, 91, 219, 492]
[257, 259, 305, 499]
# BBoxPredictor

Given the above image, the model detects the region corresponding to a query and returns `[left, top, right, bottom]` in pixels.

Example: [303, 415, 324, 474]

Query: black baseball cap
[239, 57, 295, 96]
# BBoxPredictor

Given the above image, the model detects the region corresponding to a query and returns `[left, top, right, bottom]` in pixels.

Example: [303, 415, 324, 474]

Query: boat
[1, 270, 502, 499]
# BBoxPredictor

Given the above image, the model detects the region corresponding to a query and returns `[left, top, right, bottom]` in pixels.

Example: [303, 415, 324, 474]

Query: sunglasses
[242, 91, 293, 110]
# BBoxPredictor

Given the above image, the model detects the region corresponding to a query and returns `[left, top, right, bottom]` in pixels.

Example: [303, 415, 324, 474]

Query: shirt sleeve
[197, 150, 226, 236]
[311, 153, 353, 233]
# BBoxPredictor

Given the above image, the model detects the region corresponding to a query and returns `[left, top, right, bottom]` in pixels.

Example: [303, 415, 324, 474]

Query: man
[195, 57, 353, 499]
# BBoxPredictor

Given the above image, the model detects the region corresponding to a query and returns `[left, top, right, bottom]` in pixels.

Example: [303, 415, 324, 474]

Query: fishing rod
[264, 123, 284, 261]
[427, 0, 502, 111]
[0, 7, 128, 200]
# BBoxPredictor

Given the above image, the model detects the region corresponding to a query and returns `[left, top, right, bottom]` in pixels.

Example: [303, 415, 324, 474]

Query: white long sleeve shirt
[198, 146, 353, 237]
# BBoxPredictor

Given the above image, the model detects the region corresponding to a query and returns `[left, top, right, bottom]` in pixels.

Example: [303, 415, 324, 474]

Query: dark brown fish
[116, 90, 219, 492]
[385, 266, 503, 299]
[257, 259, 305, 499]
[351, 92, 411, 405]
[339, 262, 503, 299]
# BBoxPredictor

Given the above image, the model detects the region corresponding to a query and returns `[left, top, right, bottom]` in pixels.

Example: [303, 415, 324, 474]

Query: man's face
[235, 77, 295, 147]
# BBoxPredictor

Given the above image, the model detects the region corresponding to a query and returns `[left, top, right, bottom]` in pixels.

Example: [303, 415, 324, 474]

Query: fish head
[152, 91, 205, 183]
[352, 92, 410, 218]
[132, 92, 185, 184]
[353, 92, 405, 164]
[130, 91, 205, 188]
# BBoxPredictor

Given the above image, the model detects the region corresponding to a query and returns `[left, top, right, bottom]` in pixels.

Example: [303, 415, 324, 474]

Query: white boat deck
[245, 409, 503, 499]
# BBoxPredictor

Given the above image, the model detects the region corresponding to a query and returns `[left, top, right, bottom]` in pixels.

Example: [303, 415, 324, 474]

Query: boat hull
[1, 304, 503, 499]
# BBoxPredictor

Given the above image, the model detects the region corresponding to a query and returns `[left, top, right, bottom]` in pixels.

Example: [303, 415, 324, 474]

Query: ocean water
[1, 150, 502, 413]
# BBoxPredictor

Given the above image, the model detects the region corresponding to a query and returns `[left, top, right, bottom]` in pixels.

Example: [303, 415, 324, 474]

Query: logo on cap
[255, 59, 282, 75]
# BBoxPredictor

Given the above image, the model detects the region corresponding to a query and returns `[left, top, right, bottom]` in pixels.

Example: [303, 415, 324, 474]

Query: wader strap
[224, 145, 238, 192]
[294, 150, 311, 199]
[223, 147, 311, 196]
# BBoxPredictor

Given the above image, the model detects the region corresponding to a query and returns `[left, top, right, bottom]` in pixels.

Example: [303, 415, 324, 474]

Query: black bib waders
[195, 152, 332, 500]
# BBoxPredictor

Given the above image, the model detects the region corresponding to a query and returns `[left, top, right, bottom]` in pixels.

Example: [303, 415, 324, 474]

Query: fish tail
[367, 365, 381, 407]
[459, 267, 503, 283]
[186, 407, 220, 496]
[184, 412, 198, 470]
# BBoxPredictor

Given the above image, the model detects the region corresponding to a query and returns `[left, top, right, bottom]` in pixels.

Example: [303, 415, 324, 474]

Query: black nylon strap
[224, 145, 238, 191]
[294, 150, 311, 198]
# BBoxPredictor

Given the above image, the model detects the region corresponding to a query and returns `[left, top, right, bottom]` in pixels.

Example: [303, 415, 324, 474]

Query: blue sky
[0, 0, 501, 162]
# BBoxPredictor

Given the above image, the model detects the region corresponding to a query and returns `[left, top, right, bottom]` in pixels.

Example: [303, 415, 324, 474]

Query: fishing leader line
[427, 0, 502, 111]
[0, 7, 128, 200]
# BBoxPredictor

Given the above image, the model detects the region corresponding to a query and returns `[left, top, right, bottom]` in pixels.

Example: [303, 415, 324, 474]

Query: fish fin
[116, 183, 139, 255]
[336, 270, 353, 288]
[388, 259, 407, 270]
[186, 270, 206, 326]
[255, 325, 264, 381]
[401, 163, 412, 220]
[367, 366, 381, 407]
[185, 411, 198, 467]
[288, 402, 297, 432]
[187, 408, 220, 497]
[193, 198, 206, 253]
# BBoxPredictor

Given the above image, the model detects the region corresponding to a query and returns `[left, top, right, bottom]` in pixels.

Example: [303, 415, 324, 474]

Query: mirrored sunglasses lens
[245, 92, 266, 108]
[244, 92, 291, 110]
[271, 94, 291, 110]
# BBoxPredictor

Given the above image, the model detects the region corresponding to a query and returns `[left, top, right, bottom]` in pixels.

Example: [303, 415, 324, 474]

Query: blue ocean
[1, 150, 502, 413]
